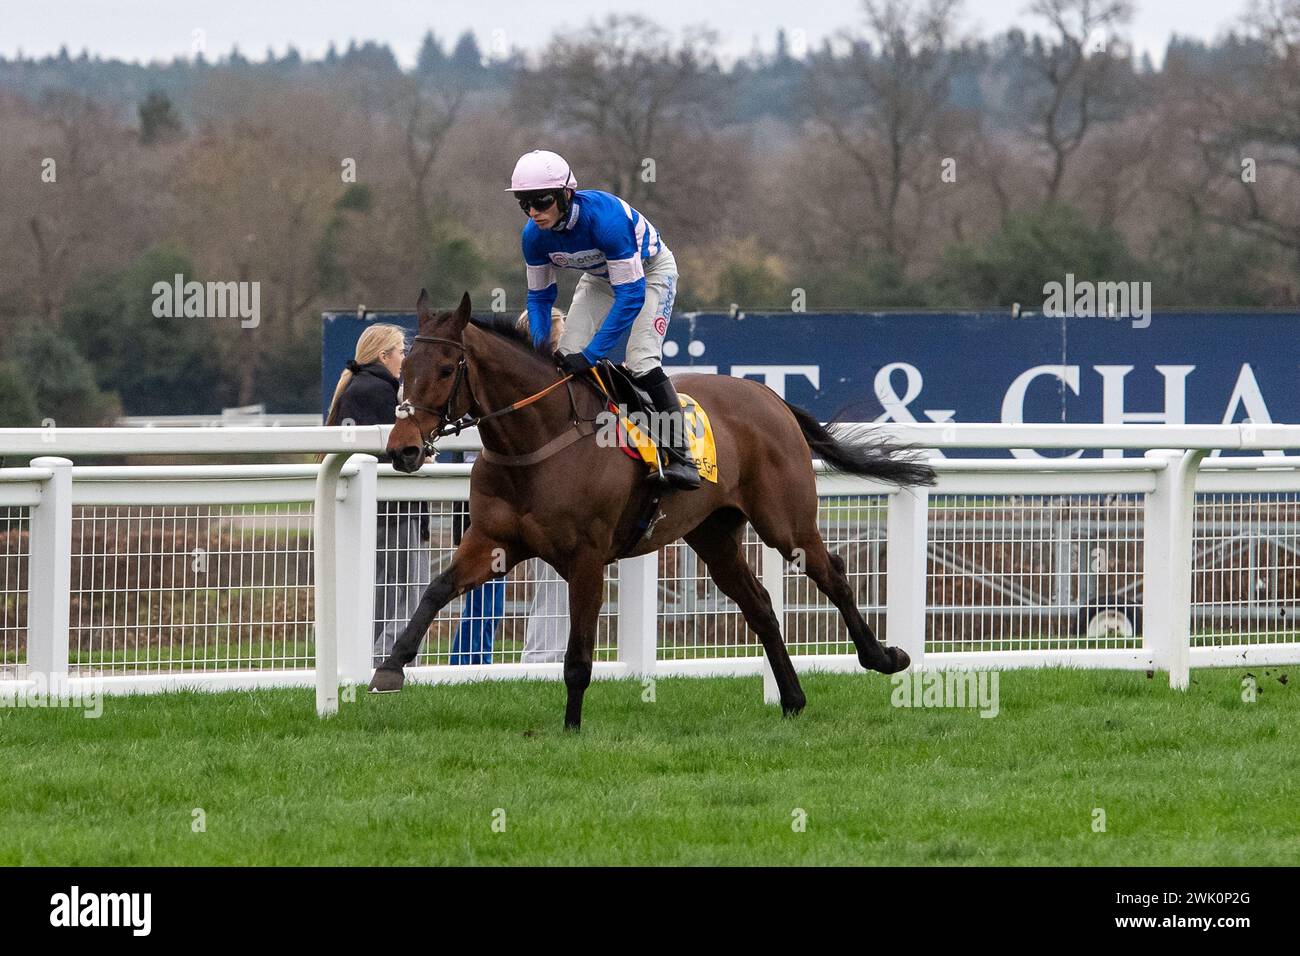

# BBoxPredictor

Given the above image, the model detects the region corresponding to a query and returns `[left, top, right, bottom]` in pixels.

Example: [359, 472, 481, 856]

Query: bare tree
[514, 15, 722, 209]
[23, 92, 121, 325]
[1022, 0, 1134, 201]
[1158, 0, 1300, 273]
[807, 0, 963, 263]
[396, 79, 465, 251]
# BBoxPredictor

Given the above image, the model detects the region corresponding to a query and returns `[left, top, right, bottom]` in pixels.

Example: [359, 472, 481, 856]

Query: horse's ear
[416, 288, 435, 333]
[449, 291, 472, 331]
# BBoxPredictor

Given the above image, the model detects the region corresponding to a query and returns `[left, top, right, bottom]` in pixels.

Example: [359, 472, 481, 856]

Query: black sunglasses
[518, 192, 557, 213]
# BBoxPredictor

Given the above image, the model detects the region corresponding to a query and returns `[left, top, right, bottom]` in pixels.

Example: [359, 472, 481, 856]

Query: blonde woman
[325, 324, 406, 427]
[327, 324, 430, 659]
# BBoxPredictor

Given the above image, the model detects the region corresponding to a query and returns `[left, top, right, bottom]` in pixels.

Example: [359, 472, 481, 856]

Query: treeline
[0, 0, 1297, 424]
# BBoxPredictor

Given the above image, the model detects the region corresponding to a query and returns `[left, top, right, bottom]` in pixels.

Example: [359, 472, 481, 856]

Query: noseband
[393, 333, 579, 457]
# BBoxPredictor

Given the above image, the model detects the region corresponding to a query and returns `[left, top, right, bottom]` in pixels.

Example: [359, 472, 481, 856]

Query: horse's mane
[466, 313, 553, 363]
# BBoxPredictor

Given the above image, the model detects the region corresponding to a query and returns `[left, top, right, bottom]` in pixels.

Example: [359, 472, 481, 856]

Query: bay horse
[369, 291, 936, 730]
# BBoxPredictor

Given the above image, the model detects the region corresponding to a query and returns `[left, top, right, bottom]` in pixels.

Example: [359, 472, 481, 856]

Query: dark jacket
[330, 360, 428, 538]
[329, 360, 400, 433]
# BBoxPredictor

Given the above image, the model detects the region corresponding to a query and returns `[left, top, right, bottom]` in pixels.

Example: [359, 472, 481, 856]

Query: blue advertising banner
[322, 310, 1300, 457]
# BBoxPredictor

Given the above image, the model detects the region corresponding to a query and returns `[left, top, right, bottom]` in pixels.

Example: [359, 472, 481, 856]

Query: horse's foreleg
[561, 558, 607, 731]
[369, 526, 521, 693]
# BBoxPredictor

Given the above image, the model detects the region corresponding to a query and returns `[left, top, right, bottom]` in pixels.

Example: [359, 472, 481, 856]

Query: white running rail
[2, 423, 1300, 716]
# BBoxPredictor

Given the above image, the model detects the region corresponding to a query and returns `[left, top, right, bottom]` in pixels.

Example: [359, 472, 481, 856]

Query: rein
[394, 333, 584, 460]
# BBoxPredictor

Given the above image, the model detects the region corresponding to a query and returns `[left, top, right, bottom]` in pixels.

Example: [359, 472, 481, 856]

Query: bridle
[394, 334, 581, 457]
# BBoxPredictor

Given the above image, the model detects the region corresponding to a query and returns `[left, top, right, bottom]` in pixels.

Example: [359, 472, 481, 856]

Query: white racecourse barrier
[3, 422, 1300, 716]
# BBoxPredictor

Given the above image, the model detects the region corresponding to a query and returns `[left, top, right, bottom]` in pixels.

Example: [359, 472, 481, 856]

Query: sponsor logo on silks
[653, 315, 668, 337]
[660, 274, 677, 324]
[549, 249, 605, 269]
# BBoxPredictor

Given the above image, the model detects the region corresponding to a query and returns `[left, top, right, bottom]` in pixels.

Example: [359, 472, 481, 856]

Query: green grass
[0, 667, 1295, 865]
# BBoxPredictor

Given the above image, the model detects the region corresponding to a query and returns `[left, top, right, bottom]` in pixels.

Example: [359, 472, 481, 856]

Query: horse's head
[387, 289, 473, 473]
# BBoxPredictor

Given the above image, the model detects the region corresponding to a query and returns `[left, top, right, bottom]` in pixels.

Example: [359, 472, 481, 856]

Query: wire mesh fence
[0, 506, 28, 678]
[1192, 492, 1300, 647]
[926, 493, 1145, 654]
[658, 534, 764, 660]
[67, 504, 314, 675]
[782, 494, 888, 655]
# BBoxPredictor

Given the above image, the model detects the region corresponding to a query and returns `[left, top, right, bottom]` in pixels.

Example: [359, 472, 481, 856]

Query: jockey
[508, 148, 700, 491]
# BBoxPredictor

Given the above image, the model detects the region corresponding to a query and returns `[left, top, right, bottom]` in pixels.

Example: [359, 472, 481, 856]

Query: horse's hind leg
[684, 509, 806, 716]
[369, 526, 525, 693]
[797, 535, 908, 674]
[746, 500, 908, 675]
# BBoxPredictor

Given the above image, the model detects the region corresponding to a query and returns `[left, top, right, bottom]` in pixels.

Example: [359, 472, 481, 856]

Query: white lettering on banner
[1096, 365, 1193, 458]
[872, 362, 957, 456]
[729, 365, 820, 400]
[1215, 363, 1282, 457]
[874, 362, 922, 421]
[667, 359, 1288, 462]
[1000, 365, 1083, 460]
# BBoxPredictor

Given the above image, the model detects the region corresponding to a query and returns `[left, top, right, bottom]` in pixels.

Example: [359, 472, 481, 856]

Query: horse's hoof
[885, 647, 911, 673]
[368, 668, 405, 693]
[781, 698, 806, 718]
[861, 646, 910, 674]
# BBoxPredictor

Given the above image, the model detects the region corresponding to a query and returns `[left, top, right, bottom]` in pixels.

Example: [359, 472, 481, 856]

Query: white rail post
[1143, 449, 1205, 690]
[1142, 450, 1174, 677]
[617, 552, 658, 678]
[759, 546, 785, 702]
[886, 485, 930, 670]
[314, 453, 350, 717]
[27, 457, 73, 684]
[760, 544, 785, 704]
[1168, 450, 1207, 690]
[337, 455, 377, 688]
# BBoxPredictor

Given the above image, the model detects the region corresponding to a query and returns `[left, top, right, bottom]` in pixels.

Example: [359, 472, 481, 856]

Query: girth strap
[477, 420, 597, 467]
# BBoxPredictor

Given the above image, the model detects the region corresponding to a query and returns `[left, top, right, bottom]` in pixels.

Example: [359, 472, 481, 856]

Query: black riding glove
[554, 350, 593, 376]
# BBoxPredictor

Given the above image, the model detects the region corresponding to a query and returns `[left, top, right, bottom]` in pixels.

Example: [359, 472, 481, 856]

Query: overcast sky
[0, 0, 1255, 68]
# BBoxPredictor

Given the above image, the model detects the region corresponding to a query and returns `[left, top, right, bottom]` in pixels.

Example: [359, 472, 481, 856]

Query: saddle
[590, 360, 656, 421]
[585, 360, 718, 485]
[585, 360, 664, 477]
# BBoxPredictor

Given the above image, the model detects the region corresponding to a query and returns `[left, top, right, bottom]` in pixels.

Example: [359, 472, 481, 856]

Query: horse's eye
[437, 365, 455, 380]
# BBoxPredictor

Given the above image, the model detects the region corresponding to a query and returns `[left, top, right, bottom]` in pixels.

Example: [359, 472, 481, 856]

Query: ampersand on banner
[873, 362, 956, 426]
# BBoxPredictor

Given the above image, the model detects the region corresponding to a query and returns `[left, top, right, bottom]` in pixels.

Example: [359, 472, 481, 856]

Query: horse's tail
[783, 401, 937, 487]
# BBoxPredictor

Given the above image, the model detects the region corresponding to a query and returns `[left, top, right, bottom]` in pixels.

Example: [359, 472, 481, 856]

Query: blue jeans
[449, 579, 505, 664]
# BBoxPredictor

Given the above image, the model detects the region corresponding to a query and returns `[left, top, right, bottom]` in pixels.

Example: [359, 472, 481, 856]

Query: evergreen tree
[138, 90, 182, 144]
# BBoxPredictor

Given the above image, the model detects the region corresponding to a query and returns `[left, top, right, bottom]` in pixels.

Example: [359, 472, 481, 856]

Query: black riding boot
[634, 367, 702, 491]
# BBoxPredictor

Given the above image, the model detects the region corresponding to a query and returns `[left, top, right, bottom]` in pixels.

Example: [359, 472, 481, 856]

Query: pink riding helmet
[506, 149, 577, 192]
